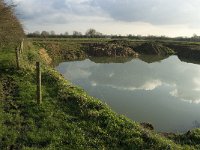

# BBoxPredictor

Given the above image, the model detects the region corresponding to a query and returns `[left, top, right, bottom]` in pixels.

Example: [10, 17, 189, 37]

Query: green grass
[0, 39, 197, 149]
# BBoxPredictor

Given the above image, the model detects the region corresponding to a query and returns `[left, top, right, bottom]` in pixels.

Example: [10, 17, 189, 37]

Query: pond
[56, 55, 200, 132]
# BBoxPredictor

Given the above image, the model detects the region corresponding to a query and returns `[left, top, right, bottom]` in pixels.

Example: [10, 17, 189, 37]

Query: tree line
[27, 28, 104, 38]
[0, 0, 24, 48]
[27, 29, 200, 42]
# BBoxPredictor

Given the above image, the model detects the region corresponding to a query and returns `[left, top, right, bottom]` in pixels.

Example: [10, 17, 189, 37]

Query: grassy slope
[0, 39, 195, 149]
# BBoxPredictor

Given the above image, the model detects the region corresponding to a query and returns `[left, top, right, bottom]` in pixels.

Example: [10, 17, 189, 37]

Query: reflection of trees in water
[89, 55, 169, 64]
[89, 57, 133, 63]
[90, 54, 200, 65]
[178, 56, 200, 65]
[139, 55, 169, 63]
[193, 120, 200, 128]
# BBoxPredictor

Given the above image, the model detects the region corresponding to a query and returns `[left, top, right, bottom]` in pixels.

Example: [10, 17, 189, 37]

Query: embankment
[32, 39, 179, 64]
[165, 43, 200, 62]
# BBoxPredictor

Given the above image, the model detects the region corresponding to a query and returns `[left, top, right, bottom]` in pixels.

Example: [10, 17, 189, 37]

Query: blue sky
[10, 0, 200, 37]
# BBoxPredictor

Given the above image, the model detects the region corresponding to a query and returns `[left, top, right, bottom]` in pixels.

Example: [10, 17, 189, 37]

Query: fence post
[20, 39, 24, 54]
[15, 47, 20, 69]
[36, 62, 42, 104]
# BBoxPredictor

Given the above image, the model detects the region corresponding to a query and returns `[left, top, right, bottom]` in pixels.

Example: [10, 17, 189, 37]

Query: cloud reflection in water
[56, 56, 200, 104]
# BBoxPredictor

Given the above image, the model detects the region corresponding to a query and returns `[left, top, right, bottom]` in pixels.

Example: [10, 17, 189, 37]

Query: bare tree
[50, 30, 55, 36]
[41, 31, 50, 37]
[73, 31, 82, 36]
[85, 28, 103, 37]
[85, 28, 96, 37]
[33, 31, 40, 35]
[64, 31, 69, 36]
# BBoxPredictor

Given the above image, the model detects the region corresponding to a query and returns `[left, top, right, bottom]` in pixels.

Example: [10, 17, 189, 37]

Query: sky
[8, 0, 200, 37]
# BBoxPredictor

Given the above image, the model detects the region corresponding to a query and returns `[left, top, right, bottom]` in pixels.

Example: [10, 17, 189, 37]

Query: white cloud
[170, 88, 200, 104]
[140, 80, 162, 90]
[169, 76, 200, 104]
[91, 81, 97, 87]
[93, 80, 162, 91]
[92, 0, 200, 25]
[10, 0, 200, 36]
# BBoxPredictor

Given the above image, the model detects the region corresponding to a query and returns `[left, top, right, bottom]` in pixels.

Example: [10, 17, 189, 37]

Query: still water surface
[56, 55, 200, 132]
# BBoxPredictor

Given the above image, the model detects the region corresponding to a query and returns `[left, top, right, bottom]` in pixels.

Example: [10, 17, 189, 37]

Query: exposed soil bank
[86, 42, 139, 57]
[85, 41, 200, 64]
[134, 42, 175, 56]
[33, 40, 173, 62]
[165, 43, 200, 61]
[33, 39, 200, 66]
[85, 41, 175, 57]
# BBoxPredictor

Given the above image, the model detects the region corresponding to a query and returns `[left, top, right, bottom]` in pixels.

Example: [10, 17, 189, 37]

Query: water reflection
[56, 55, 200, 132]
[178, 56, 200, 65]
[138, 55, 169, 63]
[89, 57, 133, 64]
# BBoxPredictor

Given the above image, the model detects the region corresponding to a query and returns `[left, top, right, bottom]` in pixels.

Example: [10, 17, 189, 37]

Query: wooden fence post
[36, 62, 42, 104]
[20, 39, 24, 54]
[15, 47, 20, 69]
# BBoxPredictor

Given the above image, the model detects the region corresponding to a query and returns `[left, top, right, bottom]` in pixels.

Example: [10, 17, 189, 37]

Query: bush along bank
[0, 39, 195, 149]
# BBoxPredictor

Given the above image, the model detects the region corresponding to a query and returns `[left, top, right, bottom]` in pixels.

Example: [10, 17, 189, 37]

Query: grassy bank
[1, 39, 199, 149]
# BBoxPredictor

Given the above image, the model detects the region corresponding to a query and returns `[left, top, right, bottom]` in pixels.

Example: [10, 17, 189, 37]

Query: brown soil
[39, 48, 52, 65]
[87, 43, 139, 57]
